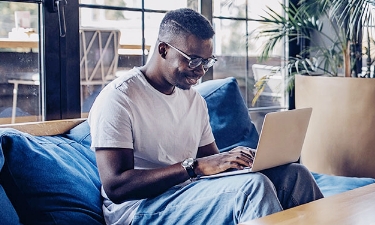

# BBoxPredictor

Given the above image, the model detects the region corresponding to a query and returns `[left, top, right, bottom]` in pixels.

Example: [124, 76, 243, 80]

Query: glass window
[0, 1, 41, 124]
[213, 0, 285, 133]
[143, 0, 188, 10]
[0, 0, 81, 125]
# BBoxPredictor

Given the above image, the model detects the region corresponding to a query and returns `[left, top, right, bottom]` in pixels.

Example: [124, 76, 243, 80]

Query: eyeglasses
[163, 42, 217, 70]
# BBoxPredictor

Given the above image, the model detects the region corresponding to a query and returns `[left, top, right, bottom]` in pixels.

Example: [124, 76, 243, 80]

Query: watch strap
[185, 164, 197, 178]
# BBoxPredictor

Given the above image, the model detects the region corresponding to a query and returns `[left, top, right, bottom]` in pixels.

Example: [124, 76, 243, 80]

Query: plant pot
[295, 74, 375, 178]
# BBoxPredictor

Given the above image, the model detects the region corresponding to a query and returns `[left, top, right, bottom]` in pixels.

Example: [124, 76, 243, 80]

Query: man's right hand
[195, 146, 256, 176]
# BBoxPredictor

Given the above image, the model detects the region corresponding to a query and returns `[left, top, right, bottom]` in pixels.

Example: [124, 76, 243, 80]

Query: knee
[241, 173, 276, 195]
[277, 163, 311, 178]
[289, 163, 314, 180]
[282, 163, 322, 191]
[283, 163, 324, 202]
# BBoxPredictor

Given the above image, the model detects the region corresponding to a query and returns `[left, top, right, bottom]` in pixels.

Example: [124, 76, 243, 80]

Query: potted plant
[251, 0, 375, 178]
[250, 0, 345, 105]
[253, 0, 375, 77]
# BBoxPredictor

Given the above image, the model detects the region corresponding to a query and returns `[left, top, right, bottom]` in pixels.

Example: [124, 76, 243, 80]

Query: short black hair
[158, 8, 215, 41]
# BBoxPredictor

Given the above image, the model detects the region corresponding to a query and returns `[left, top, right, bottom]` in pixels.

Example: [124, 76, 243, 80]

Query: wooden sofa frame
[1, 119, 375, 224]
[0, 118, 86, 136]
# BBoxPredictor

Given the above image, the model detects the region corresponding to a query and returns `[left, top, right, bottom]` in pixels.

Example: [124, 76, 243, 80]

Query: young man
[88, 8, 323, 225]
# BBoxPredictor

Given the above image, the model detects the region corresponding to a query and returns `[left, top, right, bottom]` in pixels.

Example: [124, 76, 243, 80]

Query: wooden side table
[239, 183, 375, 225]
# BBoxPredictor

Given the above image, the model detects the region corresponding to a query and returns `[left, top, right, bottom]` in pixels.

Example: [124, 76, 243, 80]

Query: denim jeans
[132, 163, 323, 225]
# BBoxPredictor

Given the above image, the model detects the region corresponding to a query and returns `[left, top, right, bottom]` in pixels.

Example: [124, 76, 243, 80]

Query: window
[0, 0, 80, 125]
[0, 0, 286, 129]
[212, 0, 286, 132]
[0, 1, 41, 124]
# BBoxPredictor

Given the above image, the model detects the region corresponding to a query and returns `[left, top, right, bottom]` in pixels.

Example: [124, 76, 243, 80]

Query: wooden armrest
[0, 118, 86, 136]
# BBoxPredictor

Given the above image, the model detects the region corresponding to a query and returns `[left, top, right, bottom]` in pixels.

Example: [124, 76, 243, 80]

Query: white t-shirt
[88, 67, 215, 225]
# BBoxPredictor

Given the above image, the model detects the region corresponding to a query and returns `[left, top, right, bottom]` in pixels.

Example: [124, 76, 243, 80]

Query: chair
[8, 73, 40, 123]
[80, 28, 120, 94]
[7, 28, 120, 123]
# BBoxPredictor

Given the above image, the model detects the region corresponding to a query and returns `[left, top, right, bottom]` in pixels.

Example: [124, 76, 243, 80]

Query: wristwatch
[181, 158, 197, 180]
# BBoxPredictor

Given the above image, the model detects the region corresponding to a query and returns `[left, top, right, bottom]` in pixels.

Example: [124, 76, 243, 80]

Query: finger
[233, 153, 255, 168]
[229, 146, 242, 152]
[230, 147, 256, 162]
[229, 159, 253, 170]
[244, 147, 256, 158]
[221, 148, 255, 168]
[230, 146, 255, 155]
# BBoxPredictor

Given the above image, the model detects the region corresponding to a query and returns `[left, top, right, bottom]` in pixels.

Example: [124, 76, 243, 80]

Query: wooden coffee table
[238, 183, 375, 225]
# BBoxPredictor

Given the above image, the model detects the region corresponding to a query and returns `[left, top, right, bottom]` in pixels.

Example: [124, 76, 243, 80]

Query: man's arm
[95, 143, 254, 204]
[95, 147, 190, 204]
[196, 142, 220, 158]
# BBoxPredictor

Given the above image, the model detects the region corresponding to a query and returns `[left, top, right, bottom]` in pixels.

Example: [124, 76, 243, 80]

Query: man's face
[163, 35, 215, 90]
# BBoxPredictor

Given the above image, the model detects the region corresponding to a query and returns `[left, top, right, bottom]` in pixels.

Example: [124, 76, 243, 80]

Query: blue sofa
[1, 77, 374, 225]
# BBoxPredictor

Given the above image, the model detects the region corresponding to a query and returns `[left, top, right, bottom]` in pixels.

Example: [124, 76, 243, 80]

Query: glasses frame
[162, 41, 217, 70]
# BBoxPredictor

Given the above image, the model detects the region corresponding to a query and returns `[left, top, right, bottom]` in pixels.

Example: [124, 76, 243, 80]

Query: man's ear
[158, 42, 167, 58]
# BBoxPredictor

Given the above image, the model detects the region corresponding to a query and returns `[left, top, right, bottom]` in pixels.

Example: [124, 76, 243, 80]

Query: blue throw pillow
[312, 172, 375, 197]
[194, 77, 259, 152]
[0, 128, 104, 225]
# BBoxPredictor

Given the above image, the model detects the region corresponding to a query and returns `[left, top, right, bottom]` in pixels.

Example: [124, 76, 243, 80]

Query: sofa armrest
[0, 118, 86, 136]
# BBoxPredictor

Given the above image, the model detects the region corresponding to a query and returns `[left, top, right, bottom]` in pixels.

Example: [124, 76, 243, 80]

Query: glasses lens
[189, 58, 203, 68]
[203, 58, 217, 69]
[189, 58, 217, 69]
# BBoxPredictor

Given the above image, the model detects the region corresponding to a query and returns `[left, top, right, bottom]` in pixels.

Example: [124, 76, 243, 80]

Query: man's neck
[139, 66, 175, 95]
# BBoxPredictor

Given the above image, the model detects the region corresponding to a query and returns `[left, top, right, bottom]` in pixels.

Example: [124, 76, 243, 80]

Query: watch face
[182, 158, 194, 167]
[182, 158, 197, 178]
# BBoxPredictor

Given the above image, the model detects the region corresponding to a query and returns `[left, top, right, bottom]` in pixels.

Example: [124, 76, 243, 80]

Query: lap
[132, 163, 312, 224]
[135, 172, 272, 212]
[133, 163, 322, 225]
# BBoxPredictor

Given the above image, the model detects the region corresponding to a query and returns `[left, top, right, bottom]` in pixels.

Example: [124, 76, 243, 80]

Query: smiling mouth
[186, 76, 199, 85]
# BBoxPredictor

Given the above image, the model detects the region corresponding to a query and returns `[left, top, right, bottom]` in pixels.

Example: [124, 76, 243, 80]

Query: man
[88, 8, 323, 225]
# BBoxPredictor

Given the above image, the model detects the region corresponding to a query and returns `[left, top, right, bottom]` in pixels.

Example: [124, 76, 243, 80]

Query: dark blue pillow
[0, 128, 104, 225]
[194, 77, 259, 152]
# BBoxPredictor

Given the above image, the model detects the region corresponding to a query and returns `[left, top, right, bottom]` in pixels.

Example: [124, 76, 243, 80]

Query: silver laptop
[200, 108, 312, 179]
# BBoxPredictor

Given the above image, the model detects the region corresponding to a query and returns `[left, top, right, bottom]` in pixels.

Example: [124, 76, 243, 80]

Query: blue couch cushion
[0, 145, 20, 225]
[0, 185, 20, 225]
[194, 77, 259, 152]
[312, 172, 375, 197]
[0, 126, 104, 225]
[66, 120, 92, 148]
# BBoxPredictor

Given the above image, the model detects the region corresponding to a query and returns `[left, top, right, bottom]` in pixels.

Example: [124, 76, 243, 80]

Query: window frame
[42, 0, 81, 120]
[2, 0, 81, 122]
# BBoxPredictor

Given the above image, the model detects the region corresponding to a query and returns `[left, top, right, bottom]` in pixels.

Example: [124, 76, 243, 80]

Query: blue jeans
[132, 163, 323, 225]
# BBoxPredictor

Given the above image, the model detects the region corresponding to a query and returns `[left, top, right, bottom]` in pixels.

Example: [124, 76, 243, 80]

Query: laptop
[199, 108, 312, 179]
